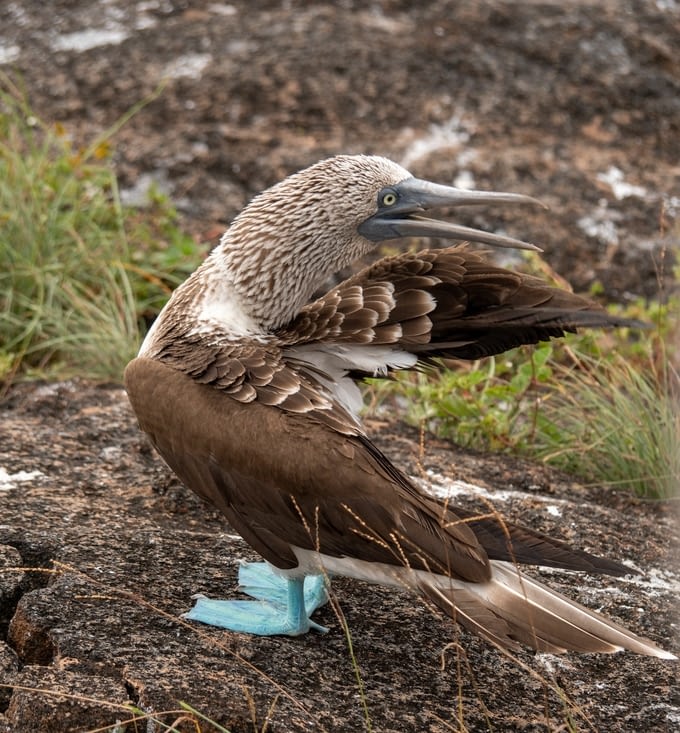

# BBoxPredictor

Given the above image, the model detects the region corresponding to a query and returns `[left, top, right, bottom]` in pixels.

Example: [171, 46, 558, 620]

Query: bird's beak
[358, 177, 547, 251]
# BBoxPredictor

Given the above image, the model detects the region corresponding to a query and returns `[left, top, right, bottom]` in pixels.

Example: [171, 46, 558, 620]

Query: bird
[125, 154, 675, 658]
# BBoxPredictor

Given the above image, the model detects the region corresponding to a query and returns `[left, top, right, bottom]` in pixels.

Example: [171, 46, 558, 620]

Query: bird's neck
[144, 206, 375, 351]
[152, 240, 340, 345]
[200, 226, 370, 333]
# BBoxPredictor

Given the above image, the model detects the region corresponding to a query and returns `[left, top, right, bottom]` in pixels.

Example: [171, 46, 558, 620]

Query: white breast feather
[194, 288, 260, 336]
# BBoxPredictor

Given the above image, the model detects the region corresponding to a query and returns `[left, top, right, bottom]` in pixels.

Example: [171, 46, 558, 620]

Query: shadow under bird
[125, 155, 675, 658]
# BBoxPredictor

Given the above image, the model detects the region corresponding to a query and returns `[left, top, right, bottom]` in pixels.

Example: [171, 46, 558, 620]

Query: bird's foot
[237, 561, 329, 614]
[182, 563, 330, 636]
[182, 597, 329, 636]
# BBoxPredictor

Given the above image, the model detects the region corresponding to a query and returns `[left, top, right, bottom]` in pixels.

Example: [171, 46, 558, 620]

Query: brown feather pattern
[281, 246, 639, 365]
[125, 155, 673, 657]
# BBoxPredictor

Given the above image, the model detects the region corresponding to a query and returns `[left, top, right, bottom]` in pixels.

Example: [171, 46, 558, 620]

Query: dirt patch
[0, 1, 679, 731]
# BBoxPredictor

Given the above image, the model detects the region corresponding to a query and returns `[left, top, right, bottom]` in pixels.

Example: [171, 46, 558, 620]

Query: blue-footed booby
[125, 155, 674, 657]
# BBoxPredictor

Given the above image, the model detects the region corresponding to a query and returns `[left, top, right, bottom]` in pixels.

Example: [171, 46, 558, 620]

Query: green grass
[533, 352, 679, 498]
[366, 289, 679, 499]
[0, 77, 204, 383]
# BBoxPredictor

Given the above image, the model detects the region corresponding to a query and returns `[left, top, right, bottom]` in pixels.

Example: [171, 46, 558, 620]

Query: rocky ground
[0, 380, 678, 732]
[0, 1, 678, 731]
[0, 382, 680, 733]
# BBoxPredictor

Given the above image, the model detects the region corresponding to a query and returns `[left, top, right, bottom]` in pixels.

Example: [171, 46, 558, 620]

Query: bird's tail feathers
[418, 561, 676, 658]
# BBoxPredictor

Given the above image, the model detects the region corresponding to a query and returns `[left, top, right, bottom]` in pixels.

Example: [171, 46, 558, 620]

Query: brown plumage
[125, 155, 675, 657]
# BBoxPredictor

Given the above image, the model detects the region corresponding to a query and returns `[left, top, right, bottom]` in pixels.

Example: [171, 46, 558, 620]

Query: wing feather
[136, 245, 642, 581]
[124, 357, 491, 581]
[277, 246, 642, 365]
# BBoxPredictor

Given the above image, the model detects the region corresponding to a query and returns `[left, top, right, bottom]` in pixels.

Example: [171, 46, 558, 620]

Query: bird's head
[216, 155, 544, 330]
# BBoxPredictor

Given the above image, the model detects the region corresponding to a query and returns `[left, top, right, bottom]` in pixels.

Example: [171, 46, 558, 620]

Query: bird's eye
[381, 191, 398, 207]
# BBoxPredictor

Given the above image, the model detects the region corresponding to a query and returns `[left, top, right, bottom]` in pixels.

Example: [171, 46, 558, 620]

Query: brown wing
[279, 247, 642, 362]
[125, 357, 492, 579]
[125, 356, 631, 579]
[147, 327, 359, 435]
[131, 246, 637, 578]
[452, 507, 631, 576]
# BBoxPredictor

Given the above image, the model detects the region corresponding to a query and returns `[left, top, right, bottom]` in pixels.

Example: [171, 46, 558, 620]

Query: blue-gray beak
[359, 177, 546, 251]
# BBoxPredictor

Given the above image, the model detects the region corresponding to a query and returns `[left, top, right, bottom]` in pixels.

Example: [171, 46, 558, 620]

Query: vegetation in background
[0, 77, 204, 384]
[366, 264, 679, 500]
[534, 350, 678, 498]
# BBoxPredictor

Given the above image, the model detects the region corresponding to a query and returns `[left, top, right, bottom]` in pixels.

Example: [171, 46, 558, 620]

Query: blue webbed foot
[182, 562, 330, 636]
[182, 596, 329, 636]
[238, 561, 329, 614]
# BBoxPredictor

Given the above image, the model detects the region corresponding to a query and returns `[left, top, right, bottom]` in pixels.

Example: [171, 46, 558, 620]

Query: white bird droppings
[0, 467, 44, 492]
